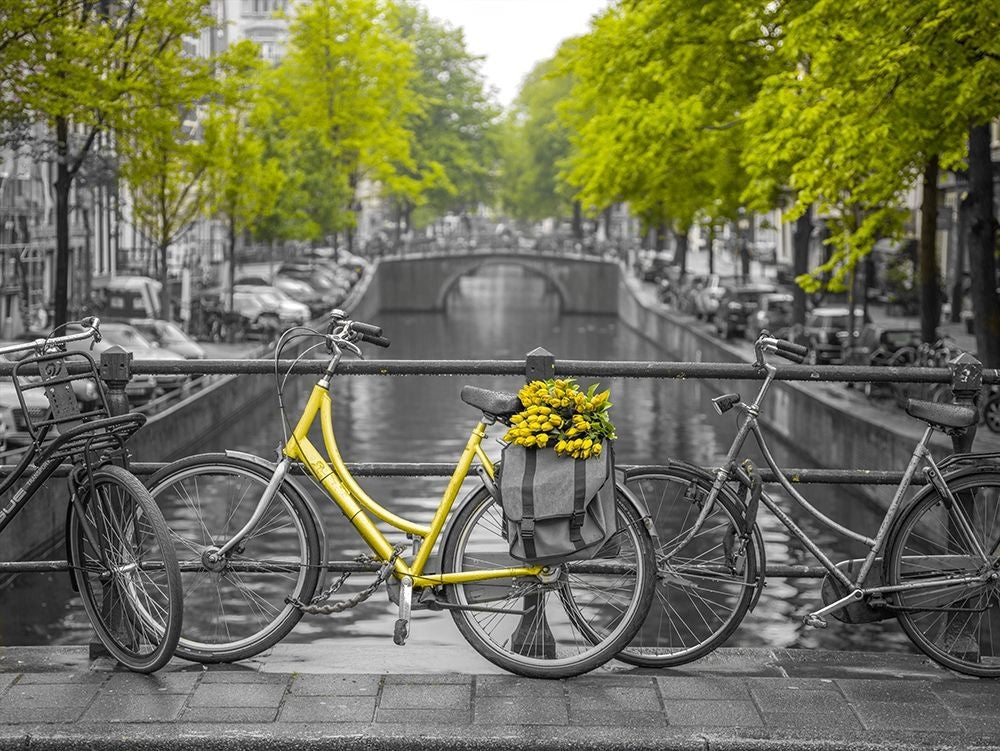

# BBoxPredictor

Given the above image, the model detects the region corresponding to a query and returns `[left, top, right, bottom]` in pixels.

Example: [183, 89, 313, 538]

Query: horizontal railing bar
[0, 461, 925, 485]
[0, 559, 828, 578]
[2, 357, 995, 383]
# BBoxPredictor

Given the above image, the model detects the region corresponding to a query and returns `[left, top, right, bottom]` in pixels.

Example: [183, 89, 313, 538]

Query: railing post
[513, 346, 557, 659]
[525, 347, 555, 382]
[949, 351, 982, 453]
[99, 345, 132, 416]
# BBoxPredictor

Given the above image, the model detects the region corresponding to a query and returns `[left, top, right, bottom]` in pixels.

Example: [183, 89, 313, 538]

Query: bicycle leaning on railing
[145, 312, 658, 679]
[0, 318, 182, 673]
[617, 330, 1000, 677]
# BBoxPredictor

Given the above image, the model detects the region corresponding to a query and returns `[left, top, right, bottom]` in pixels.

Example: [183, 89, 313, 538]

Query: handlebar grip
[775, 339, 808, 357]
[361, 333, 391, 348]
[774, 339, 807, 364]
[351, 321, 383, 338]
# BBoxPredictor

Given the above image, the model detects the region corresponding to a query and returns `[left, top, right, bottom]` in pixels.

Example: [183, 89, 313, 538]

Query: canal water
[0, 264, 916, 659]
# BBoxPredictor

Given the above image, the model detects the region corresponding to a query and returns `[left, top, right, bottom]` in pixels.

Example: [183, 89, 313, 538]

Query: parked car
[715, 283, 778, 339]
[127, 318, 206, 360]
[232, 285, 310, 328]
[799, 306, 870, 365]
[746, 292, 794, 341]
[67, 322, 186, 397]
[236, 275, 330, 320]
[275, 265, 351, 306]
[0, 380, 50, 451]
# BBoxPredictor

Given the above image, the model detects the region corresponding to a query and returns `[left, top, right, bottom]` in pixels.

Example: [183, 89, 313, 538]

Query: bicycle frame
[675, 352, 993, 621]
[214, 362, 544, 590]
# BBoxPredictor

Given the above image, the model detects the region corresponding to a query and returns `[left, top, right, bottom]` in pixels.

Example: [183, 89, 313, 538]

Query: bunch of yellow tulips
[503, 378, 615, 460]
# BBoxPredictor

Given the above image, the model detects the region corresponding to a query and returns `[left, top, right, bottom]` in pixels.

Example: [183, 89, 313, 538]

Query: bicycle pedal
[393, 618, 410, 646]
[803, 614, 828, 629]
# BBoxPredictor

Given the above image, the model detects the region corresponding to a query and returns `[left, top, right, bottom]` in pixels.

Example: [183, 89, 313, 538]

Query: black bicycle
[0, 318, 182, 672]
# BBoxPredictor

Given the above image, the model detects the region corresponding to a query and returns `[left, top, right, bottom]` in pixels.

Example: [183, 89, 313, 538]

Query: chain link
[286, 546, 404, 616]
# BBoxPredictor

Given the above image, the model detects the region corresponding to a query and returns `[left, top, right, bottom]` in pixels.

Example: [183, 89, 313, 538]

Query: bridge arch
[374, 252, 620, 315]
[434, 257, 572, 311]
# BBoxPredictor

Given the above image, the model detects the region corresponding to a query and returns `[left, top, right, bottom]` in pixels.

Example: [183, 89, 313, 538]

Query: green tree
[500, 54, 577, 225]
[562, 1, 775, 262]
[9, 0, 214, 326]
[390, 2, 501, 241]
[742, 0, 1000, 360]
[271, 0, 419, 252]
[117, 47, 219, 320]
[202, 42, 286, 304]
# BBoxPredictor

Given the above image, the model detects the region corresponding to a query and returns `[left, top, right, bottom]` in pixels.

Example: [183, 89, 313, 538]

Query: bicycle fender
[221, 450, 328, 564]
[149, 451, 328, 568]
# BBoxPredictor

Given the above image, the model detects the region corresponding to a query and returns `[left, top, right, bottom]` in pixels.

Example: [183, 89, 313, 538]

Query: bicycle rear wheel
[146, 454, 323, 663]
[885, 469, 1000, 678]
[68, 464, 182, 673]
[619, 468, 760, 667]
[440, 486, 655, 678]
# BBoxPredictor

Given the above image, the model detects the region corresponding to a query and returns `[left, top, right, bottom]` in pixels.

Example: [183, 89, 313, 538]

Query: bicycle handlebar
[0, 317, 102, 358]
[327, 310, 391, 349]
[755, 330, 807, 365]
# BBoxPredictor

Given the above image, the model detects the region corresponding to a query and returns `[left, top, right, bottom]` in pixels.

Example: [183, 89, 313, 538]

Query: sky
[416, 0, 611, 107]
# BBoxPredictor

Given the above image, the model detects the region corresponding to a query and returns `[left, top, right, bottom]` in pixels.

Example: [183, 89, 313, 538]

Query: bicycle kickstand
[394, 575, 413, 646]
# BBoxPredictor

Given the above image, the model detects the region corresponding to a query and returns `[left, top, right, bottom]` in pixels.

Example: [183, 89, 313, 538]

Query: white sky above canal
[417, 0, 611, 108]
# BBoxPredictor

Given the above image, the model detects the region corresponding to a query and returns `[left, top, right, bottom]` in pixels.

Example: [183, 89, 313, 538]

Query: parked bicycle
[146, 312, 657, 678]
[0, 319, 182, 672]
[619, 330, 1000, 677]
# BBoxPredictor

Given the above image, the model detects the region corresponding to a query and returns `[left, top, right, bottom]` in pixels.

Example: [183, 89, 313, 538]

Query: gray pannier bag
[497, 442, 617, 566]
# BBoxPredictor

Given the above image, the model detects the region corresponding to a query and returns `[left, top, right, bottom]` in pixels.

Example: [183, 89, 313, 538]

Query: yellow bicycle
[148, 312, 656, 678]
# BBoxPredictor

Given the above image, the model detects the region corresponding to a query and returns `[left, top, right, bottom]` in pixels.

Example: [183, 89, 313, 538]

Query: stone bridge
[370, 251, 620, 314]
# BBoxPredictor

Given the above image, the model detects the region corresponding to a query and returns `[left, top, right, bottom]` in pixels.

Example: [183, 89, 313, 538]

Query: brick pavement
[0, 645, 998, 750]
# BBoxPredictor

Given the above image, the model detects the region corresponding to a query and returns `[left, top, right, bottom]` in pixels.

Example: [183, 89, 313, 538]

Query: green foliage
[265, 0, 420, 243]
[499, 53, 578, 221]
[392, 2, 502, 226]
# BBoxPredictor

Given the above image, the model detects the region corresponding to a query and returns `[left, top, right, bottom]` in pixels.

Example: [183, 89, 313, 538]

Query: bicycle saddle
[905, 398, 978, 431]
[461, 385, 521, 419]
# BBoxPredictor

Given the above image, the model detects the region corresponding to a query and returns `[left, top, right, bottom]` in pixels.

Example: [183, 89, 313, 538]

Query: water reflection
[2, 264, 915, 657]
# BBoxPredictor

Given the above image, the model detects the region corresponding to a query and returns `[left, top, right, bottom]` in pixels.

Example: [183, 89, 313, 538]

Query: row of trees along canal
[2, 1, 998, 367]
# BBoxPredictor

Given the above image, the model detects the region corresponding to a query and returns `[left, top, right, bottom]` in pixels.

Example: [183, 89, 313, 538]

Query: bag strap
[569, 458, 587, 545]
[520, 448, 538, 560]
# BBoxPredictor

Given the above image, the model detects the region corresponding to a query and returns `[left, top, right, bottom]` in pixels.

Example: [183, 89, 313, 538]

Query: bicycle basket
[8, 350, 141, 462]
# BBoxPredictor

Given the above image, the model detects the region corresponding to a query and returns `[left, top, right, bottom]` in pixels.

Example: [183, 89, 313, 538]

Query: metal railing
[1, 346, 997, 579]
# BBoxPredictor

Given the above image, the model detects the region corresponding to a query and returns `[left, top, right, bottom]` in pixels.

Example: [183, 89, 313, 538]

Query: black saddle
[905, 398, 978, 433]
[461, 385, 521, 419]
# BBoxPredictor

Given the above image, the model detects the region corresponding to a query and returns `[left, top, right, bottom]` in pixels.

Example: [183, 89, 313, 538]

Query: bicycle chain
[286, 547, 404, 615]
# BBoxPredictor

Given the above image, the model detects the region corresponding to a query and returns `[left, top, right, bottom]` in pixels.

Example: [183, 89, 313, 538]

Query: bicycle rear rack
[11, 350, 145, 464]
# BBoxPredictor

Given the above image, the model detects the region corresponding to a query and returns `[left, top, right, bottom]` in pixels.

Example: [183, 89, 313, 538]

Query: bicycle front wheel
[619, 468, 760, 667]
[885, 469, 1000, 678]
[440, 486, 655, 679]
[147, 454, 323, 663]
[68, 464, 182, 673]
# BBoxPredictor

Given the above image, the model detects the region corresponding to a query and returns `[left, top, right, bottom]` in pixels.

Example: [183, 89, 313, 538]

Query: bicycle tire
[618, 467, 761, 667]
[146, 454, 323, 663]
[439, 485, 656, 678]
[884, 469, 1000, 678]
[67, 464, 182, 673]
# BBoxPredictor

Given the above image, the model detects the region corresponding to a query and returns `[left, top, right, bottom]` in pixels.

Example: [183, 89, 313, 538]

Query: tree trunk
[918, 156, 941, 344]
[966, 124, 1000, 367]
[159, 242, 171, 321]
[792, 209, 812, 326]
[572, 201, 583, 240]
[675, 231, 689, 274]
[53, 116, 72, 327]
[226, 217, 237, 310]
